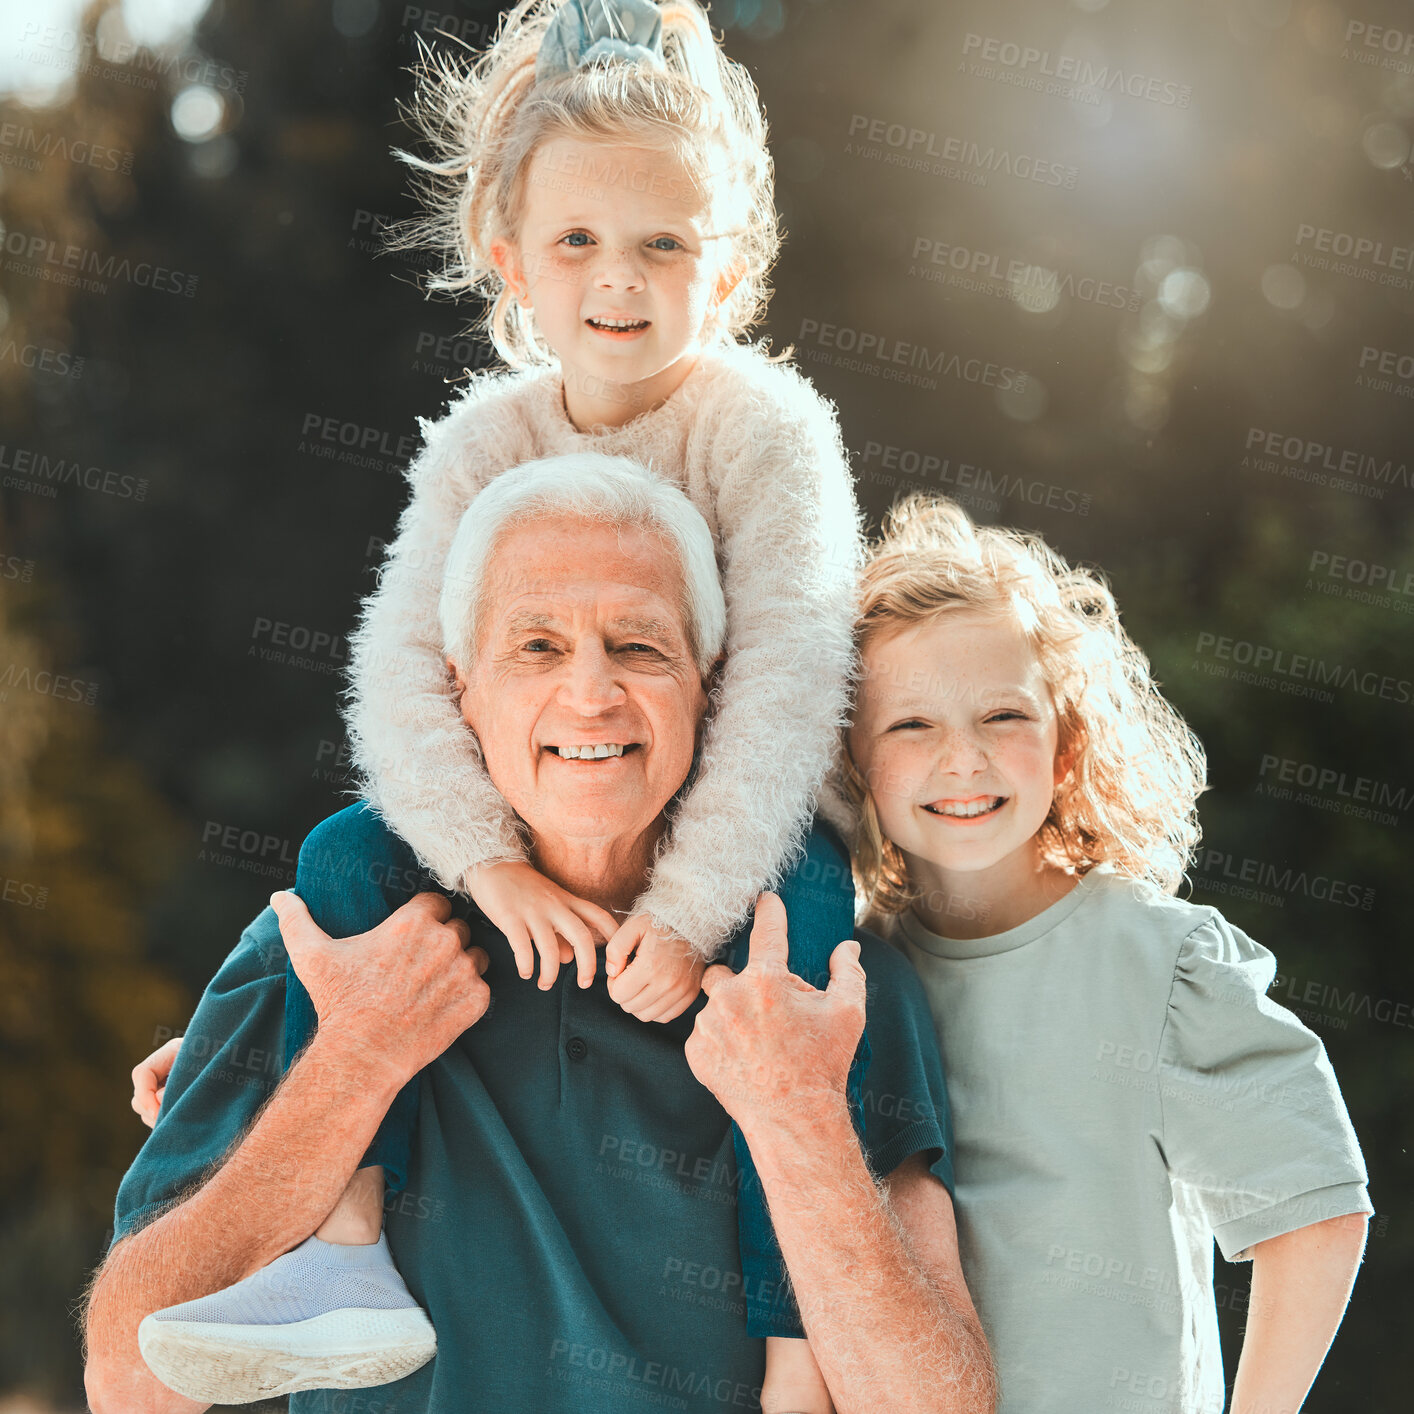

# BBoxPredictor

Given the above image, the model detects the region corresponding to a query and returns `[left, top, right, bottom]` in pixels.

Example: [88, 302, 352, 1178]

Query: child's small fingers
[530, 921, 561, 990]
[506, 925, 535, 981]
[574, 899, 621, 943]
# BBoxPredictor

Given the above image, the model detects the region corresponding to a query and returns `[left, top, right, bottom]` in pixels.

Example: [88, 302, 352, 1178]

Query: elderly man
[84, 455, 996, 1414]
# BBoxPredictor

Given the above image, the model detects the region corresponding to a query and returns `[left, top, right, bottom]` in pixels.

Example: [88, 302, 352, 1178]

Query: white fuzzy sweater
[344, 341, 862, 958]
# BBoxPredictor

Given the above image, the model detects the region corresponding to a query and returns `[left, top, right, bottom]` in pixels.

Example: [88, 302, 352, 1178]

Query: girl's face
[849, 609, 1069, 888]
[493, 135, 736, 423]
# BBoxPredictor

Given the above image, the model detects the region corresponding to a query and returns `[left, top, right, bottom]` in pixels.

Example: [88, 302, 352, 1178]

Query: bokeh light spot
[1361, 121, 1411, 170]
[1260, 263, 1306, 309]
[1158, 268, 1211, 320]
[171, 84, 223, 142]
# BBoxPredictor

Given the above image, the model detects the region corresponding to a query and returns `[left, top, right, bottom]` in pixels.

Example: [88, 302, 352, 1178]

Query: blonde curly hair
[846, 495, 1207, 917]
[391, 0, 779, 367]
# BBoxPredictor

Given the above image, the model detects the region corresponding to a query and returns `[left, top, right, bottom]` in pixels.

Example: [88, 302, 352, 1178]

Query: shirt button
[566, 1036, 588, 1061]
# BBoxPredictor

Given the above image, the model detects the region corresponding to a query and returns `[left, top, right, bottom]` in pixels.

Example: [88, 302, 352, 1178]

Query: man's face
[453, 516, 710, 850]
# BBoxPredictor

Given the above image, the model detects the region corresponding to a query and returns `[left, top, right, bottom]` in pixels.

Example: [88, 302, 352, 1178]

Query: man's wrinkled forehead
[501, 604, 682, 643]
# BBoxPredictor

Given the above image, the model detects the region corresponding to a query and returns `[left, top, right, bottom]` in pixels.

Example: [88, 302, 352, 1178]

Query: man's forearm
[1229, 1212, 1368, 1414]
[748, 1104, 995, 1414]
[85, 1033, 403, 1413]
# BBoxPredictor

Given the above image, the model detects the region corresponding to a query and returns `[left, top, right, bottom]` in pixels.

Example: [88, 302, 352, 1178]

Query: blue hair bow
[535, 0, 665, 82]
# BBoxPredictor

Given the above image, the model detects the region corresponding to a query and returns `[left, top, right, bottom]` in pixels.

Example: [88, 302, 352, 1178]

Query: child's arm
[1229, 1212, 1368, 1414]
[632, 362, 862, 959]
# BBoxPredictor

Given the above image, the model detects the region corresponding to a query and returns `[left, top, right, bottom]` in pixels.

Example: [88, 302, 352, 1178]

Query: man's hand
[685, 893, 864, 1137]
[271, 889, 491, 1088]
[605, 914, 706, 1023]
[131, 1036, 184, 1128]
[465, 859, 619, 990]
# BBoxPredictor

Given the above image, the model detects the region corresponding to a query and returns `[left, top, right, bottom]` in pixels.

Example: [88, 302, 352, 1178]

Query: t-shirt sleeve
[1157, 913, 1372, 1261]
[854, 931, 956, 1194]
[111, 906, 288, 1247]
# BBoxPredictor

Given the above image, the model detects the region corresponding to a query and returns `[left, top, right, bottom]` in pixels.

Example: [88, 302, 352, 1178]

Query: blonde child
[845, 494, 1371, 1414]
[135, 1, 861, 1408]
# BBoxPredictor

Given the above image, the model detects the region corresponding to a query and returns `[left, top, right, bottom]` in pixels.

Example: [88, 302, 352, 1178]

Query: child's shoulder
[1068, 869, 1233, 964]
[412, 363, 556, 461]
[696, 340, 842, 435]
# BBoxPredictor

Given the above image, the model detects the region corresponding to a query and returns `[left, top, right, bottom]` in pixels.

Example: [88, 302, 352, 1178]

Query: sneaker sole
[138, 1306, 437, 1402]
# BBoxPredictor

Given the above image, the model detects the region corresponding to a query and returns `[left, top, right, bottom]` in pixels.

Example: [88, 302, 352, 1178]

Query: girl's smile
[849, 607, 1075, 937]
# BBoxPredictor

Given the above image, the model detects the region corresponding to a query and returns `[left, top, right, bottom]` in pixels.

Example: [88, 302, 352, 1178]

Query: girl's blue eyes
[557, 233, 684, 251]
[887, 712, 1029, 731]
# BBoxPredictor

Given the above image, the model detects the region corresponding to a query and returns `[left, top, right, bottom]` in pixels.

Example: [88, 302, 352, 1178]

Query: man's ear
[489, 238, 529, 306]
[447, 657, 468, 699]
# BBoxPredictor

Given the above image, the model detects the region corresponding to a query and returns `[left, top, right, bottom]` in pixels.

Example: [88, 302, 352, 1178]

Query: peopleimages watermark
[1290, 223, 1414, 289]
[1256, 752, 1410, 826]
[1355, 344, 1414, 400]
[0, 662, 99, 706]
[298, 413, 417, 476]
[844, 114, 1078, 190]
[909, 235, 1140, 312]
[0, 338, 84, 379]
[855, 439, 1092, 516]
[1241, 426, 1410, 500]
[15, 22, 248, 94]
[0, 226, 199, 298]
[1306, 548, 1414, 616]
[0, 120, 133, 174]
[1191, 629, 1412, 708]
[0, 442, 148, 501]
[1189, 847, 1375, 911]
[795, 317, 1027, 395]
[959, 33, 1192, 108]
[1341, 19, 1414, 74]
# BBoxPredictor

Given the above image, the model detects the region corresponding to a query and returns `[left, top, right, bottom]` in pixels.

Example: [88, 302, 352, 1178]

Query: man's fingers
[698, 961, 735, 998]
[466, 946, 490, 978]
[745, 892, 790, 971]
[826, 938, 868, 1011]
[444, 916, 472, 951]
[269, 890, 327, 952]
[402, 890, 454, 923]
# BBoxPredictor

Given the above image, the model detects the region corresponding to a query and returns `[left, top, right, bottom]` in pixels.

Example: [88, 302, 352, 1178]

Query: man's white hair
[439, 453, 727, 675]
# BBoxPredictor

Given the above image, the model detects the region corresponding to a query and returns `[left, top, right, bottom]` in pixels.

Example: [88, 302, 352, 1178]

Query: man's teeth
[928, 797, 1003, 818]
[554, 744, 625, 759]
[590, 317, 647, 329]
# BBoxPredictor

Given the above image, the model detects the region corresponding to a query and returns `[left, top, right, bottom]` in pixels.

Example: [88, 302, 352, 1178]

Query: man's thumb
[826, 938, 866, 1006]
[270, 890, 323, 952]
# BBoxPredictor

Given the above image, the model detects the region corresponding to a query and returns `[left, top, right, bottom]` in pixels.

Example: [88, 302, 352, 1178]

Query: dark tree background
[1, 0, 1410, 1406]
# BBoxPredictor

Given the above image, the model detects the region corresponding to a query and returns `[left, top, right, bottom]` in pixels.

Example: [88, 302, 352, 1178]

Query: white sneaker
[137, 1233, 436, 1403]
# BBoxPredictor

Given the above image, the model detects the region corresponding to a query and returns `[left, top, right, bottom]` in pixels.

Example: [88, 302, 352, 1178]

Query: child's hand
[605, 915, 706, 1023]
[131, 1035, 183, 1128]
[467, 859, 619, 990]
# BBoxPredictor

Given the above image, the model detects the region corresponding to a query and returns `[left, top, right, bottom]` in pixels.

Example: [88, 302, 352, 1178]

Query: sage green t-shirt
[892, 869, 1370, 1414]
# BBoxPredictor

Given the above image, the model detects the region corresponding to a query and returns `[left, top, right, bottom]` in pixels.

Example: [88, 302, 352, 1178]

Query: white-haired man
[85, 455, 995, 1414]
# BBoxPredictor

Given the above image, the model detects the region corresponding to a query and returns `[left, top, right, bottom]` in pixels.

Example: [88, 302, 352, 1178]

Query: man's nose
[559, 642, 627, 711]
[594, 246, 646, 292]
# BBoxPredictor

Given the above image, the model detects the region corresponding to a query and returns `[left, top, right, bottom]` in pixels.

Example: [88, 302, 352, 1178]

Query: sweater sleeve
[342, 381, 529, 891]
[634, 357, 863, 957]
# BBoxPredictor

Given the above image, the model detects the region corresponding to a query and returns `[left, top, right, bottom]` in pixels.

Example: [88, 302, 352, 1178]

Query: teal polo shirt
[113, 839, 954, 1414]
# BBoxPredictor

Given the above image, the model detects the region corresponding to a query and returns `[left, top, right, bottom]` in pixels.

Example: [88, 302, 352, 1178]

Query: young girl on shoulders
[846, 495, 1371, 1414]
[136, 2, 860, 1408]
